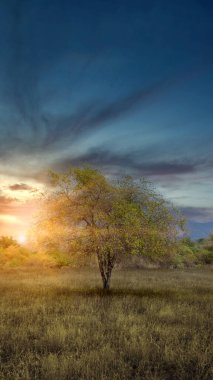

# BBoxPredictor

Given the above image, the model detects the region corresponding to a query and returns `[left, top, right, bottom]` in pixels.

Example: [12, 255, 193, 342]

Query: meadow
[0, 268, 212, 380]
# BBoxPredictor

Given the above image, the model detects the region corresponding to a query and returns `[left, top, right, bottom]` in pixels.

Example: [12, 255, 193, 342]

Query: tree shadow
[53, 286, 177, 300]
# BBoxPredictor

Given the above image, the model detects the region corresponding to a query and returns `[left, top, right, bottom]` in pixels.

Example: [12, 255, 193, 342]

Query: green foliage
[174, 235, 213, 267]
[181, 237, 196, 250]
[196, 249, 213, 265]
[47, 251, 72, 267]
[203, 231, 213, 252]
[39, 167, 184, 287]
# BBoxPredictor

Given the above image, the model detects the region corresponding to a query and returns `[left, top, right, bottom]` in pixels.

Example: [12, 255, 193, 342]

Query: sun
[17, 234, 27, 245]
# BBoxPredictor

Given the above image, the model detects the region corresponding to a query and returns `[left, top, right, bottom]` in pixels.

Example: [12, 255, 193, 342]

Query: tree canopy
[37, 167, 184, 289]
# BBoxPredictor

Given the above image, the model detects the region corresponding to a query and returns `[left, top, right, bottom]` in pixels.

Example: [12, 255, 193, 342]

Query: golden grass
[0, 268, 212, 379]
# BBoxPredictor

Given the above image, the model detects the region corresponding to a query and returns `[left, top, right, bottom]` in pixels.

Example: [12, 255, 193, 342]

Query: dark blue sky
[0, 0, 213, 238]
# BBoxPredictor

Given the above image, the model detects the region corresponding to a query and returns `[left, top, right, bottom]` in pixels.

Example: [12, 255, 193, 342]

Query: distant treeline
[0, 234, 212, 269]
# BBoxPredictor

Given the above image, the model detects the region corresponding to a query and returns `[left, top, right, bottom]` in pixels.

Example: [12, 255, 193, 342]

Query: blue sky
[0, 0, 212, 238]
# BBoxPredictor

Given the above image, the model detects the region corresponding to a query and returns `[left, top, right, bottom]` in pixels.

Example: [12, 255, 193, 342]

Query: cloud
[0, 87, 151, 161]
[35, 63, 211, 152]
[53, 147, 202, 177]
[184, 206, 213, 238]
[0, 194, 17, 205]
[9, 183, 37, 192]
[0, 78, 172, 159]
[0, 194, 18, 214]
[182, 207, 213, 223]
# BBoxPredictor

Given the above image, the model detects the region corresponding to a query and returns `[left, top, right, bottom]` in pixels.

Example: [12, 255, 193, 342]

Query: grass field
[0, 268, 212, 380]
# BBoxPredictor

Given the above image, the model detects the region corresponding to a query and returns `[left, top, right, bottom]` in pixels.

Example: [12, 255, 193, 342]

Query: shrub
[196, 249, 213, 265]
[0, 236, 19, 249]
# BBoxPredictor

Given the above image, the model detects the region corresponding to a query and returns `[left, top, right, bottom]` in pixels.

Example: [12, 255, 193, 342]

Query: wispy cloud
[1, 77, 175, 158]
[53, 147, 208, 177]
[9, 183, 37, 192]
[182, 207, 213, 223]
[0, 194, 18, 214]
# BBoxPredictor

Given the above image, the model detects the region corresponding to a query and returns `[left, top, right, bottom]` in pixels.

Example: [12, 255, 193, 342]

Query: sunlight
[0, 215, 21, 224]
[17, 234, 27, 245]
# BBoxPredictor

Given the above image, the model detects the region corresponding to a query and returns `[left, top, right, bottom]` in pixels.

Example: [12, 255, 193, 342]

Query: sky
[0, 0, 213, 239]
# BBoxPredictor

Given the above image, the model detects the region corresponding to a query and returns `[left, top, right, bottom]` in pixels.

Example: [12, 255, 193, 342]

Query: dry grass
[0, 267, 212, 379]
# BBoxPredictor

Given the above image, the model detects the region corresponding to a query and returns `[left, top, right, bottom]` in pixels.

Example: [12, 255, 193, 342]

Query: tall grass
[0, 268, 212, 379]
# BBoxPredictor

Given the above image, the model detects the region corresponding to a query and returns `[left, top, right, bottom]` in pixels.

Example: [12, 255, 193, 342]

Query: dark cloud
[53, 148, 201, 177]
[184, 206, 213, 239]
[21, 63, 213, 153]
[9, 183, 37, 192]
[1, 77, 174, 158]
[187, 220, 213, 239]
[182, 207, 213, 223]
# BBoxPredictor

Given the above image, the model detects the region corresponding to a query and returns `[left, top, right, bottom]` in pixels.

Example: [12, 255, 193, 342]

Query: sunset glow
[17, 234, 27, 245]
[0, 177, 43, 239]
[0, 215, 21, 224]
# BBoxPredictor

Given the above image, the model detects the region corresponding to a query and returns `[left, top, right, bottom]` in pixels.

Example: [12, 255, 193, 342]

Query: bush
[0, 236, 18, 249]
[173, 236, 213, 267]
[0, 245, 29, 267]
[196, 249, 213, 265]
[47, 251, 72, 267]
[0, 245, 56, 268]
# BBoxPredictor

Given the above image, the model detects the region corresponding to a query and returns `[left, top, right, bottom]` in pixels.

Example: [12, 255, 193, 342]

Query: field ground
[0, 267, 212, 380]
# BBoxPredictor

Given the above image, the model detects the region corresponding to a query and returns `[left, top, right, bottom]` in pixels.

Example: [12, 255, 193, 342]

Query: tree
[0, 236, 18, 249]
[38, 167, 184, 289]
[203, 231, 213, 252]
[200, 232, 213, 264]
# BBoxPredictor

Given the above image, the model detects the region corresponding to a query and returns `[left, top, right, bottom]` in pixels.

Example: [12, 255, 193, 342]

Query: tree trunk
[97, 250, 114, 290]
[102, 275, 111, 290]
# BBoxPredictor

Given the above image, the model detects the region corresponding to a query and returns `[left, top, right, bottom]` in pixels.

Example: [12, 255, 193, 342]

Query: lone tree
[38, 167, 184, 289]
